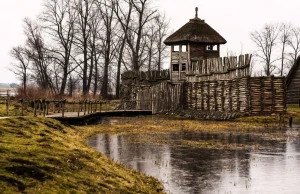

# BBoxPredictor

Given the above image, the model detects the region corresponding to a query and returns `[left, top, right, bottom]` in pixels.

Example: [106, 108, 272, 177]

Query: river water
[87, 118, 300, 194]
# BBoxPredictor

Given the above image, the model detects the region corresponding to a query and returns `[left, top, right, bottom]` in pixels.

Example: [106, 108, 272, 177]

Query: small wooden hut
[286, 56, 300, 104]
[164, 7, 226, 82]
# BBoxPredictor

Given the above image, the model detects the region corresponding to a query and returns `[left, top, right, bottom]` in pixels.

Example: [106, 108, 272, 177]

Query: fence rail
[0, 99, 151, 118]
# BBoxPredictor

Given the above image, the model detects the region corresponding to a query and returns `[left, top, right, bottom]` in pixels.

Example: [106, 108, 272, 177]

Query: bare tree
[251, 24, 280, 76]
[73, 0, 95, 96]
[115, 0, 156, 72]
[23, 18, 56, 95]
[41, 0, 77, 96]
[279, 23, 291, 76]
[145, 21, 157, 73]
[288, 27, 300, 66]
[87, 5, 102, 98]
[10, 46, 30, 96]
[97, 0, 117, 99]
[154, 13, 169, 71]
[10, 0, 169, 98]
[113, 0, 132, 98]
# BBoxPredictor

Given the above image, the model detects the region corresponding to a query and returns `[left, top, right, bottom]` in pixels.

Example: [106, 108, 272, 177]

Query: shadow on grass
[0, 175, 26, 191]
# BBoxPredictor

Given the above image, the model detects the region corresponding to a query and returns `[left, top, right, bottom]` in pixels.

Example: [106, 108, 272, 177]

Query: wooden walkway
[46, 110, 152, 124]
[0, 99, 152, 124]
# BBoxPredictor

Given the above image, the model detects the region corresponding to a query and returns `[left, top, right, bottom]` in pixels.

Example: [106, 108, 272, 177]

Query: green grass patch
[0, 117, 164, 194]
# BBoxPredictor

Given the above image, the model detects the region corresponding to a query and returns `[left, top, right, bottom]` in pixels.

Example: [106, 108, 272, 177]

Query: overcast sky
[1, 0, 300, 83]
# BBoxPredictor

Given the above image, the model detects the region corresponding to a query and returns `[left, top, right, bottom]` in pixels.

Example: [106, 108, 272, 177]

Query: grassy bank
[0, 117, 164, 194]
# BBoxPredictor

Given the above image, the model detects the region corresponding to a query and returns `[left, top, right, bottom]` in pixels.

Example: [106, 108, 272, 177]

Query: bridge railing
[0, 99, 152, 118]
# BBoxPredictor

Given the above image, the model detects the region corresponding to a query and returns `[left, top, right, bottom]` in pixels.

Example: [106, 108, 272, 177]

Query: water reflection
[87, 124, 300, 194]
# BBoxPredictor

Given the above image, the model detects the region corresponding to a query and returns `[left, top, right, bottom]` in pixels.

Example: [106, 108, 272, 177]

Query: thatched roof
[286, 56, 300, 86]
[164, 16, 227, 45]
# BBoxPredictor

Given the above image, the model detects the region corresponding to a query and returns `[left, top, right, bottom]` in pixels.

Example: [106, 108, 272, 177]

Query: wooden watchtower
[164, 7, 227, 82]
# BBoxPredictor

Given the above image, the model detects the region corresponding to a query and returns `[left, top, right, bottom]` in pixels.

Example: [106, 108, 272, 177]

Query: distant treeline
[0, 83, 17, 89]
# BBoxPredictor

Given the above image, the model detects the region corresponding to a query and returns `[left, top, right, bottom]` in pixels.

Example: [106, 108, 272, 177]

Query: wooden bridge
[0, 99, 152, 124]
[47, 110, 152, 124]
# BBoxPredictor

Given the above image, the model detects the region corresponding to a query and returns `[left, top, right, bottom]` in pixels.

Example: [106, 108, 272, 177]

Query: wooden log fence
[135, 76, 286, 115]
[184, 76, 286, 114]
[187, 54, 252, 82]
[136, 81, 184, 114]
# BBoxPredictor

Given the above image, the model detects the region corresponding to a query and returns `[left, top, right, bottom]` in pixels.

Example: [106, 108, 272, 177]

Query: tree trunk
[23, 71, 27, 97]
[116, 37, 126, 99]
[82, 39, 88, 97]
[59, 58, 69, 96]
[101, 45, 110, 99]
[93, 52, 98, 98]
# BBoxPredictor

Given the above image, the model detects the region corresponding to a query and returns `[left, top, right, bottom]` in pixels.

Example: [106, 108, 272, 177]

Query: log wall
[184, 76, 286, 114]
[137, 81, 183, 114]
[136, 76, 286, 115]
